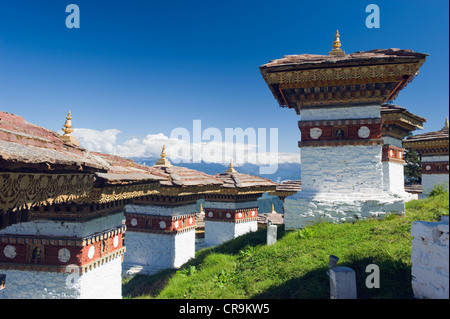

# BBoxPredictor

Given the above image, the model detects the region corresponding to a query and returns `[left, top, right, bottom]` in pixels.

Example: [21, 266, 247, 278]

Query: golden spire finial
[329, 30, 345, 56]
[62, 111, 73, 136]
[226, 159, 237, 173]
[60, 110, 79, 146]
[445, 116, 449, 128]
[270, 204, 276, 214]
[155, 145, 172, 166]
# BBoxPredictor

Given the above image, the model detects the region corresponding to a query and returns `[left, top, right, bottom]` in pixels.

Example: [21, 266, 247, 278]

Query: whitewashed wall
[122, 229, 195, 276]
[204, 220, 257, 247]
[283, 192, 404, 230]
[203, 201, 259, 210]
[383, 161, 406, 194]
[300, 145, 384, 194]
[420, 155, 449, 196]
[126, 204, 196, 217]
[0, 212, 125, 299]
[0, 255, 123, 299]
[411, 216, 449, 299]
[422, 174, 449, 196]
[383, 136, 403, 148]
[0, 211, 125, 237]
[300, 105, 380, 121]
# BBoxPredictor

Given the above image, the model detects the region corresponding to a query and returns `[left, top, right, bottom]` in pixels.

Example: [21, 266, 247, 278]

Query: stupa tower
[403, 117, 449, 196]
[259, 31, 428, 229]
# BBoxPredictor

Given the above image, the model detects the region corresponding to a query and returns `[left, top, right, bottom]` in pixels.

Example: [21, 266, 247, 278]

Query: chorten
[403, 117, 449, 195]
[259, 31, 428, 229]
[123, 146, 223, 275]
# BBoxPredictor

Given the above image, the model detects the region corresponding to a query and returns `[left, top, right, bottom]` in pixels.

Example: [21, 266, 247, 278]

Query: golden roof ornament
[226, 159, 237, 173]
[60, 111, 79, 146]
[445, 116, 449, 129]
[62, 111, 73, 136]
[155, 145, 172, 166]
[270, 204, 277, 214]
[329, 30, 345, 56]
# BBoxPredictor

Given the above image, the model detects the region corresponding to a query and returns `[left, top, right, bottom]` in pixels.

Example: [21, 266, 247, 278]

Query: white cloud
[72, 128, 300, 166]
[73, 128, 121, 154]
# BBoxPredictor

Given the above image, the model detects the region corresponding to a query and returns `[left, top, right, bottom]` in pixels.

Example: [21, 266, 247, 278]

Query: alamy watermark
[366, 4, 380, 28]
[168, 120, 279, 174]
[65, 4, 80, 29]
[365, 264, 380, 288]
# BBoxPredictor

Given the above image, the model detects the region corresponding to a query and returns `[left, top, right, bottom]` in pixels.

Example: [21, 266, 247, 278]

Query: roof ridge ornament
[270, 204, 277, 214]
[60, 110, 80, 146]
[329, 30, 345, 56]
[155, 145, 172, 166]
[226, 159, 237, 173]
[445, 116, 449, 129]
[62, 111, 73, 136]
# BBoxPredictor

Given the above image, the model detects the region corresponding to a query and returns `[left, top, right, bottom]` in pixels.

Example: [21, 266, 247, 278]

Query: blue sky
[0, 0, 448, 163]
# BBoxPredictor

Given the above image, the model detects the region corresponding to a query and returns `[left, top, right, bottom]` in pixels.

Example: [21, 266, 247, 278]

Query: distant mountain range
[128, 157, 301, 184]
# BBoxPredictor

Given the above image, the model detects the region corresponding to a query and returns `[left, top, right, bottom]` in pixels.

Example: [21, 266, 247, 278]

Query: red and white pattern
[0, 225, 126, 273]
[126, 212, 196, 234]
[204, 208, 258, 223]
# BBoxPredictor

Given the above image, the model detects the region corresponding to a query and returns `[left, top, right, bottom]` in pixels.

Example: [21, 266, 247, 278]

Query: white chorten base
[421, 174, 449, 197]
[382, 161, 418, 202]
[283, 191, 405, 230]
[0, 256, 123, 299]
[122, 229, 195, 277]
[204, 220, 258, 247]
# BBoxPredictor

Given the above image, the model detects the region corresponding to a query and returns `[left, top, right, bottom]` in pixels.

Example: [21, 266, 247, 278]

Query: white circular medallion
[358, 126, 370, 139]
[238, 213, 243, 218]
[426, 165, 431, 171]
[208, 212, 213, 218]
[189, 217, 193, 224]
[159, 221, 166, 229]
[174, 220, 179, 228]
[58, 248, 71, 263]
[113, 235, 119, 248]
[88, 245, 95, 259]
[226, 213, 231, 218]
[251, 211, 255, 217]
[3, 245, 16, 259]
[310, 127, 322, 140]
[130, 218, 138, 227]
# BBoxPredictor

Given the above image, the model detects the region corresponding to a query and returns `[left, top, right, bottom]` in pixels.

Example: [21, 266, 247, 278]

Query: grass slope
[123, 192, 449, 299]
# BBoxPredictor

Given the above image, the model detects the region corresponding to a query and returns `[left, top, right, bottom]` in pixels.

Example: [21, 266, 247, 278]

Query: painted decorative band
[422, 161, 449, 174]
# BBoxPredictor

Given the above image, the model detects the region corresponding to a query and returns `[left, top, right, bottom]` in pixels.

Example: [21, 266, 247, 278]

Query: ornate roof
[260, 48, 428, 69]
[0, 111, 165, 185]
[381, 104, 426, 139]
[403, 119, 449, 155]
[381, 104, 426, 126]
[149, 147, 224, 188]
[0, 111, 106, 173]
[90, 152, 167, 186]
[151, 165, 224, 188]
[276, 180, 302, 192]
[213, 162, 278, 189]
[259, 33, 428, 112]
[404, 123, 449, 143]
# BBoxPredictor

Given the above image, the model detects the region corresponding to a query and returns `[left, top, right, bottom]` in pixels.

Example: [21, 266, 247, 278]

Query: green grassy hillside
[123, 191, 449, 299]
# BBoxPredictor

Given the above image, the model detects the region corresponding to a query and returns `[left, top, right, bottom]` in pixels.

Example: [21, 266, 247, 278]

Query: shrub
[428, 182, 449, 197]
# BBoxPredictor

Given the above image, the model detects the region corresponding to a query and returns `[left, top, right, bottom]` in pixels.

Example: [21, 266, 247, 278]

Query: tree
[404, 148, 421, 185]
